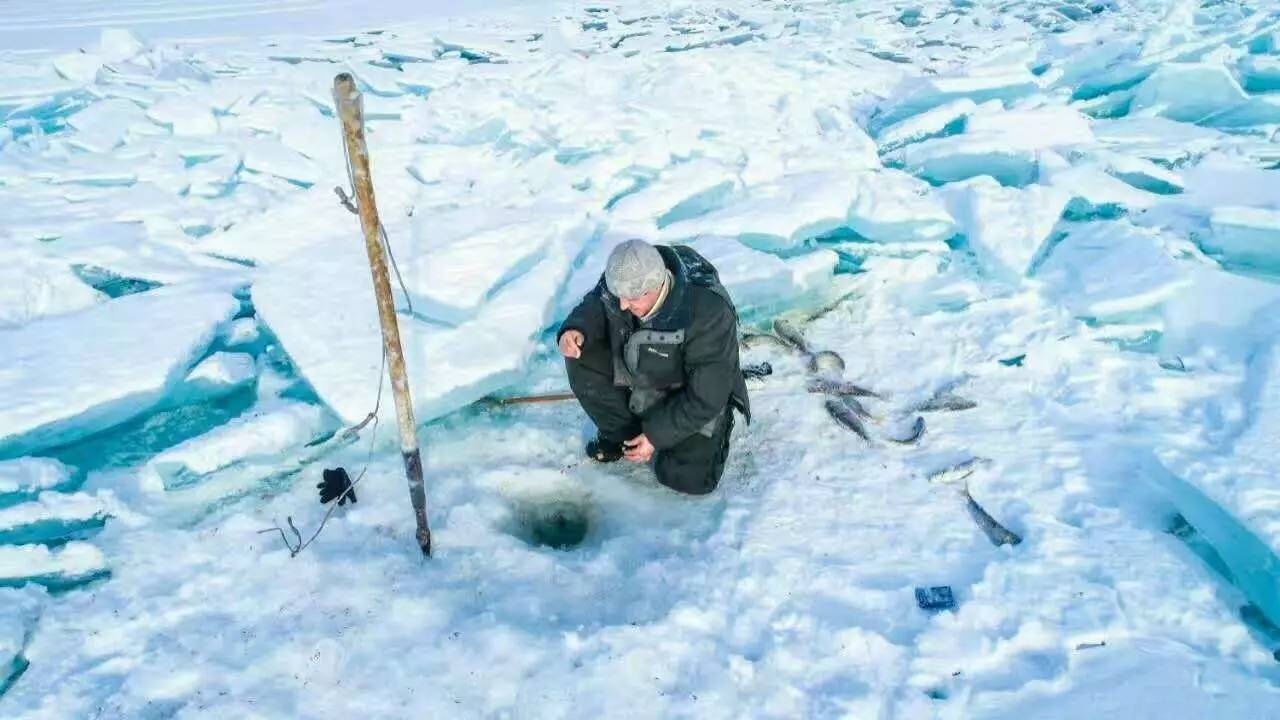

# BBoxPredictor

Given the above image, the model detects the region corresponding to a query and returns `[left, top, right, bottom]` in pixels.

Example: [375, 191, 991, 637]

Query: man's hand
[623, 433, 655, 463]
[558, 330, 585, 359]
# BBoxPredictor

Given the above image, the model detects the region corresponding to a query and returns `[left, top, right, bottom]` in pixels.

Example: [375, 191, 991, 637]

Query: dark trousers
[566, 350, 734, 495]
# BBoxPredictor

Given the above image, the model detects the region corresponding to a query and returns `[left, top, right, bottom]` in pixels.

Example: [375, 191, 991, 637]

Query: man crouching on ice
[557, 239, 750, 495]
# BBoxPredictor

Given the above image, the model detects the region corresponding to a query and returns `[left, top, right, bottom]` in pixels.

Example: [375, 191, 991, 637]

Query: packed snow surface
[4, 0, 1280, 717]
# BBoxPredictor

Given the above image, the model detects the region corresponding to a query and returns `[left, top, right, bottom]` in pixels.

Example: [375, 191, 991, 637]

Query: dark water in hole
[519, 501, 590, 550]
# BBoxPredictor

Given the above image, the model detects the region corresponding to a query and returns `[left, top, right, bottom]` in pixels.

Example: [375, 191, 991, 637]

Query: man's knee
[654, 416, 733, 495]
[655, 453, 720, 495]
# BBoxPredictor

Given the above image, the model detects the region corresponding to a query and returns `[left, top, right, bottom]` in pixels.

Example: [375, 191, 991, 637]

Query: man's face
[619, 287, 662, 318]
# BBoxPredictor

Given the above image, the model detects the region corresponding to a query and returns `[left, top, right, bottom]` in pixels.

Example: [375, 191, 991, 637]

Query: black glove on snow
[318, 467, 357, 506]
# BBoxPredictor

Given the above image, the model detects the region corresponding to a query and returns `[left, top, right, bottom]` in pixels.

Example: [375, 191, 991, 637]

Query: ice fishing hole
[512, 499, 591, 550]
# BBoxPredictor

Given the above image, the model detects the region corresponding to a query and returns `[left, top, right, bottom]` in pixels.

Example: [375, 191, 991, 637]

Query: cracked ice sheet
[0, 543, 107, 593]
[660, 171, 867, 253]
[400, 204, 595, 325]
[940, 175, 1070, 281]
[253, 207, 594, 427]
[0, 284, 240, 458]
[0, 248, 104, 329]
[885, 106, 1095, 189]
[0, 459, 73, 502]
[0, 492, 117, 541]
[141, 399, 337, 493]
[1034, 221, 1200, 322]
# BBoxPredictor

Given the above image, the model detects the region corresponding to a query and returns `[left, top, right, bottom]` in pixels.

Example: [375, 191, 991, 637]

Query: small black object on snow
[915, 585, 956, 611]
[318, 467, 357, 506]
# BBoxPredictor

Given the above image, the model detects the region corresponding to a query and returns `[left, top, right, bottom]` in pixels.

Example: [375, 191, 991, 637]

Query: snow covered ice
[5, 0, 1280, 717]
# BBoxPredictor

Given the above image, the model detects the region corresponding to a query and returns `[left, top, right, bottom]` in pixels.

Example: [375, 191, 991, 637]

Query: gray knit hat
[604, 239, 666, 298]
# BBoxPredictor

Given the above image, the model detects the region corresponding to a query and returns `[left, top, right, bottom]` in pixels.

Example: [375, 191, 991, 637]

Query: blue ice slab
[69, 264, 162, 299]
[0, 543, 109, 593]
[871, 68, 1038, 133]
[0, 286, 241, 459]
[0, 459, 75, 509]
[1203, 207, 1280, 273]
[1238, 56, 1280, 94]
[0, 494, 111, 546]
[0, 655, 29, 699]
[48, 384, 257, 474]
[1146, 458, 1280, 630]
[0, 515, 106, 546]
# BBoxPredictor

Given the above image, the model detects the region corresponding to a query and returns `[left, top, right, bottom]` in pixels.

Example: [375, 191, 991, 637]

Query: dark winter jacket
[559, 245, 751, 449]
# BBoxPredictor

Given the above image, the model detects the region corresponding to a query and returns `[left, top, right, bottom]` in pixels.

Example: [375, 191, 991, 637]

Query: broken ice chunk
[197, 186, 362, 266]
[1035, 222, 1195, 320]
[142, 401, 337, 491]
[0, 67, 80, 118]
[185, 153, 242, 199]
[52, 221, 240, 288]
[1092, 117, 1226, 165]
[66, 98, 147, 153]
[434, 32, 508, 63]
[1130, 63, 1248, 124]
[608, 159, 742, 232]
[0, 492, 114, 545]
[0, 286, 240, 457]
[254, 206, 592, 426]
[1204, 206, 1280, 272]
[887, 106, 1094, 187]
[846, 169, 956, 243]
[0, 252, 105, 329]
[146, 96, 218, 136]
[940, 176, 1069, 281]
[346, 63, 408, 97]
[1160, 268, 1280, 370]
[0, 542, 108, 590]
[1239, 55, 1280, 93]
[964, 105, 1095, 147]
[1206, 95, 1280, 129]
[1180, 158, 1280, 211]
[220, 318, 261, 349]
[686, 236, 836, 316]
[400, 206, 593, 325]
[887, 134, 1042, 187]
[875, 99, 988, 152]
[29, 155, 137, 188]
[1093, 151, 1184, 195]
[661, 171, 859, 253]
[871, 66, 1038, 131]
[241, 138, 319, 188]
[96, 28, 146, 64]
[50, 52, 103, 84]
[0, 458, 74, 505]
[1038, 152, 1161, 218]
[170, 352, 257, 406]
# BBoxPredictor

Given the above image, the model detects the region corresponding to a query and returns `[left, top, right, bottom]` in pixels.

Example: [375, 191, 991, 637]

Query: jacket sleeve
[559, 282, 606, 346]
[642, 297, 738, 449]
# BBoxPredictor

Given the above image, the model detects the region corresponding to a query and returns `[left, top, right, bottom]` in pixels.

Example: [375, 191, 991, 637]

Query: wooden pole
[332, 73, 431, 557]
[487, 392, 578, 406]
